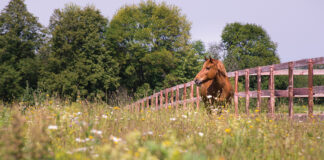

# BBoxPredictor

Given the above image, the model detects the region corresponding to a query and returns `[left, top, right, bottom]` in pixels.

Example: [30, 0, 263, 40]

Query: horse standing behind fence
[194, 57, 234, 113]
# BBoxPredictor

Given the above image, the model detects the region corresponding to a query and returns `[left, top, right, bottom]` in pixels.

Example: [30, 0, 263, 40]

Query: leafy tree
[107, 0, 200, 95]
[0, 0, 44, 101]
[221, 22, 280, 71]
[192, 40, 207, 59]
[40, 4, 119, 100]
[206, 42, 222, 60]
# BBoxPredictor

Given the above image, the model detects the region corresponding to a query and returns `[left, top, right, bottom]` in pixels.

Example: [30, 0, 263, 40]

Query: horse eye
[206, 67, 210, 70]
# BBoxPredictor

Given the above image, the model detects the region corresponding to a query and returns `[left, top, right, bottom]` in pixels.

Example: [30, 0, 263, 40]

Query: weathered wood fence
[127, 57, 324, 118]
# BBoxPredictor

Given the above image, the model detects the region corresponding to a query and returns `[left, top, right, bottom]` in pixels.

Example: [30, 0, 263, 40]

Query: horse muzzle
[194, 79, 203, 86]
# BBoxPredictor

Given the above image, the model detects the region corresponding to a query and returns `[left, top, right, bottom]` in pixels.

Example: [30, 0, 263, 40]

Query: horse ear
[209, 56, 212, 62]
[216, 60, 228, 77]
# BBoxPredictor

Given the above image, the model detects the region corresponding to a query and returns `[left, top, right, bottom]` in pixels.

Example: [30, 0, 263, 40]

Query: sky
[1, 0, 323, 62]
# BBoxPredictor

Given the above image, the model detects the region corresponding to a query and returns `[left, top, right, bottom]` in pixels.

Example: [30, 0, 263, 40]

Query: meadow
[0, 99, 324, 160]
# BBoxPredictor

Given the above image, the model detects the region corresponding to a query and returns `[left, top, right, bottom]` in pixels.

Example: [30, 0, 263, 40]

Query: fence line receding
[127, 57, 324, 118]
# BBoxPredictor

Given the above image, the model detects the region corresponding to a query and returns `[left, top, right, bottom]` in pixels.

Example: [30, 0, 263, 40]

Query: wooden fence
[127, 57, 324, 118]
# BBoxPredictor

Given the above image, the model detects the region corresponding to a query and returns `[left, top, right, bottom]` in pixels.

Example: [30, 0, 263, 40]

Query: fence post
[234, 71, 238, 115]
[288, 62, 294, 118]
[257, 67, 261, 113]
[245, 69, 250, 115]
[171, 88, 174, 108]
[160, 91, 163, 110]
[308, 59, 314, 117]
[176, 85, 179, 110]
[269, 65, 275, 117]
[183, 83, 187, 110]
[191, 82, 194, 108]
[165, 89, 168, 109]
[196, 86, 200, 110]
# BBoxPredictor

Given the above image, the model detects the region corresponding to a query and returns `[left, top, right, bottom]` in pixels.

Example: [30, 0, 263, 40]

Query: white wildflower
[77, 112, 82, 115]
[110, 135, 122, 144]
[75, 138, 85, 143]
[170, 118, 176, 121]
[91, 129, 103, 135]
[198, 132, 204, 137]
[147, 131, 153, 135]
[48, 125, 58, 130]
[182, 115, 188, 118]
[102, 114, 108, 119]
[317, 136, 321, 139]
[207, 95, 212, 99]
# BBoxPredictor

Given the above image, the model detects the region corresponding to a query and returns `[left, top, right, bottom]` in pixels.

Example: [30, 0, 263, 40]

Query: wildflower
[102, 114, 108, 119]
[77, 112, 82, 115]
[269, 120, 273, 123]
[91, 129, 103, 135]
[147, 131, 153, 135]
[75, 138, 85, 143]
[198, 132, 204, 137]
[207, 95, 212, 99]
[170, 118, 176, 121]
[141, 118, 145, 121]
[182, 115, 188, 119]
[225, 128, 231, 134]
[249, 125, 253, 129]
[162, 140, 171, 147]
[113, 106, 120, 110]
[48, 125, 58, 130]
[255, 109, 260, 113]
[168, 105, 172, 109]
[46, 94, 49, 97]
[110, 135, 122, 144]
[49, 100, 53, 105]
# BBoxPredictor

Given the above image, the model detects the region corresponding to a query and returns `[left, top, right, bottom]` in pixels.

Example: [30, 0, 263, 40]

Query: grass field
[1, 100, 324, 160]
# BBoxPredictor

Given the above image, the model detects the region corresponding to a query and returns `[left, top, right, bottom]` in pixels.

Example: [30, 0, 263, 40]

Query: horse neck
[211, 75, 225, 87]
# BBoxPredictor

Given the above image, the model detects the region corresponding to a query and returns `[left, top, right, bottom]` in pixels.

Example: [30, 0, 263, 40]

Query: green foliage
[221, 22, 280, 71]
[107, 0, 201, 96]
[40, 4, 119, 100]
[0, 0, 44, 101]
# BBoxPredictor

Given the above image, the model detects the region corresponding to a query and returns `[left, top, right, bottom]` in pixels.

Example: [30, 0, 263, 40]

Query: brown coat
[194, 58, 233, 106]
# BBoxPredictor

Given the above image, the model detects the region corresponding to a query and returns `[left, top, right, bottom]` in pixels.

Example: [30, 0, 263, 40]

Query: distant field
[1, 101, 324, 160]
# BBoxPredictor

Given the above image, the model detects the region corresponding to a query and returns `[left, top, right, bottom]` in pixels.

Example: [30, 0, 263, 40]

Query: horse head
[194, 57, 227, 86]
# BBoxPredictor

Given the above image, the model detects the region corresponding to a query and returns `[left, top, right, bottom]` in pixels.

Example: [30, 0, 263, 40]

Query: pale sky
[1, 0, 323, 62]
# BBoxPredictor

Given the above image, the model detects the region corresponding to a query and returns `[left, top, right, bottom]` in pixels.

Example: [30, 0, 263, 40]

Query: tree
[0, 0, 44, 101]
[40, 4, 119, 100]
[206, 42, 222, 60]
[107, 0, 200, 95]
[221, 22, 280, 71]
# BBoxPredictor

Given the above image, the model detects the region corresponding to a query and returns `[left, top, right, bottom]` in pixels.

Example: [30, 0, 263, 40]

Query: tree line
[0, 0, 282, 103]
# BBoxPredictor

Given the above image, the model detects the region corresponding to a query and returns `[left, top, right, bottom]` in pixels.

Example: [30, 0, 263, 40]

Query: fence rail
[127, 57, 324, 118]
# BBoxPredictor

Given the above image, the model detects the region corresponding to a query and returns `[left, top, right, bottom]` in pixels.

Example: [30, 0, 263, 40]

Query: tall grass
[0, 101, 324, 159]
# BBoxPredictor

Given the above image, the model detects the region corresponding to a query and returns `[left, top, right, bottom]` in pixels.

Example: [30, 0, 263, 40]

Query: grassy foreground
[0, 101, 324, 160]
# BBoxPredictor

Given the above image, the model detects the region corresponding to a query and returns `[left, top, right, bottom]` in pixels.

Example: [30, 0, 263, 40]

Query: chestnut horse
[194, 58, 234, 113]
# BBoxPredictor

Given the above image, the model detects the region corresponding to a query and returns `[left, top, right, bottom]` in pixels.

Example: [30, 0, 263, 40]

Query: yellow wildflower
[89, 136, 93, 140]
[255, 109, 260, 113]
[225, 128, 231, 134]
[249, 125, 253, 129]
[113, 106, 120, 110]
[162, 140, 171, 147]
